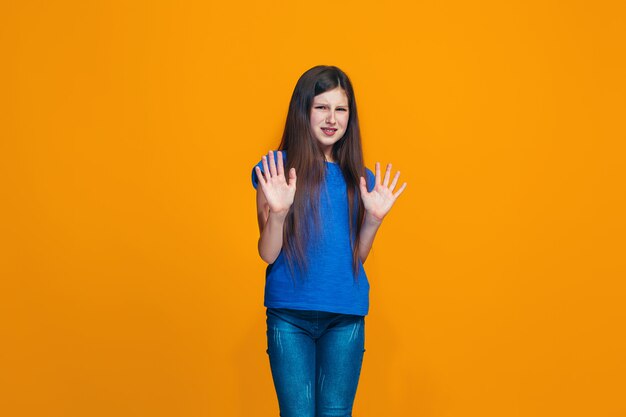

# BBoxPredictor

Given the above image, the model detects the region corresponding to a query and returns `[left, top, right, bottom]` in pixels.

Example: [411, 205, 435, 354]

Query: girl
[251, 65, 406, 417]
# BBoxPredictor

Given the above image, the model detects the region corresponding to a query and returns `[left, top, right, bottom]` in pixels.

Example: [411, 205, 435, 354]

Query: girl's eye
[314, 105, 347, 111]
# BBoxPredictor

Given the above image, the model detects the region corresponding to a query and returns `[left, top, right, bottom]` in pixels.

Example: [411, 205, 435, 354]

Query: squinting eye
[337, 108, 348, 112]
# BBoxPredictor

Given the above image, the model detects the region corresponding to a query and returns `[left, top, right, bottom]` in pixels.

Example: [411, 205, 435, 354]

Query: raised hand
[255, 150, 297, 215]
[359, 162, 407, 221]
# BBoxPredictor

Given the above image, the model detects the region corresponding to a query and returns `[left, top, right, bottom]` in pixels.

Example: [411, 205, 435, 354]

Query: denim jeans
[266, 307, 366, 417]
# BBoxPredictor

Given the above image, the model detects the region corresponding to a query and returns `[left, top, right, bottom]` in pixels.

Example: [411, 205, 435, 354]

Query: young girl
[251, 65, 406, 417]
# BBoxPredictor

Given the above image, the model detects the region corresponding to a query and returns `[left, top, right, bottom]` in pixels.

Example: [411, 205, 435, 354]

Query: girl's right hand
[254, 150, 297, 215]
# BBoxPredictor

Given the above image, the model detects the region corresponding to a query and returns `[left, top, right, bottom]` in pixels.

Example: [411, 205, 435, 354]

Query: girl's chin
[315, 140, 339, 151]
[315, 134, 343, 146]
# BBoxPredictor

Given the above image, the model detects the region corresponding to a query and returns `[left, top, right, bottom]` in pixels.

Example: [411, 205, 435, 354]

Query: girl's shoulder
[251, 151, 374, 191]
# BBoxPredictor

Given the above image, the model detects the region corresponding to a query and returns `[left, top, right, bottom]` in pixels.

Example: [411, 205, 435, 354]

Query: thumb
[359, 176, 368, 195]
[288, 167, 297, 187]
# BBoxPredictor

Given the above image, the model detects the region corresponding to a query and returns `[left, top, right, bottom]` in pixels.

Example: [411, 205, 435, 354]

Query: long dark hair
[278, 65, 366, 279]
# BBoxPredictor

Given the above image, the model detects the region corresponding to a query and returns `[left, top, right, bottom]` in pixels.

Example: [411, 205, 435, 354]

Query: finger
[277, 151, 285, 177]
[389, 171, 400, 191]
[288, 167, 297, 188]
[254, 166, 266, 187]
[393, 182, 407, 199]
[268, 150, 278, 177]
[359, 176, 368, 195]
[261, 155, 271, 180]
[375, 162, 381, 186]
[383, 163, 392, 187]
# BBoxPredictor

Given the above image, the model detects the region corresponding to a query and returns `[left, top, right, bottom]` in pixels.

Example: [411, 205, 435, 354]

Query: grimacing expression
[309, 87, 349, 155]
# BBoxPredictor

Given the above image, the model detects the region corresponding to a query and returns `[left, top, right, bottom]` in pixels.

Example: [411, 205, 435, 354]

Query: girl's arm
[256, 187, 289, 264]
[255, 151, 297, 264]
[358, 213, 382, 263]
[358, 162, 407, 263]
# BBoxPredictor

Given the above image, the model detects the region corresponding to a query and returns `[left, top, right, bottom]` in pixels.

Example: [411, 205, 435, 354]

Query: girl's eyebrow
[313, 102, 349, 107]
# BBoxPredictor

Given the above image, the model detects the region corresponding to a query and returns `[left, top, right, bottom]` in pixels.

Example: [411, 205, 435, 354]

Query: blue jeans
[266, 308, 366, 417]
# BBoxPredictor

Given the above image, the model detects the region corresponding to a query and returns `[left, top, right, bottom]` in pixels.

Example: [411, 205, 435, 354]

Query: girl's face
[309, 87, 349, 160]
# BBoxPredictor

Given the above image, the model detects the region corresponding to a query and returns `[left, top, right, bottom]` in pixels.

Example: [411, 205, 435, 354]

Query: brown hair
[278, 65, 366, 279]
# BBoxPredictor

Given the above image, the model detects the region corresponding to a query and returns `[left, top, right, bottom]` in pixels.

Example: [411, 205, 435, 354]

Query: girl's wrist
[269, 208, 290, 220]
[364, 211, 384, 226]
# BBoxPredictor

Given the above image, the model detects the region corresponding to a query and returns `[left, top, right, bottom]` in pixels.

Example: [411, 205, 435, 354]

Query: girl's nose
[326, 111, 336, 124]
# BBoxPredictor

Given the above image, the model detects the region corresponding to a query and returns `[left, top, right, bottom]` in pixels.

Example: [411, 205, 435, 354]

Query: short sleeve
[365, 167, 375, 192]
[251, 160, 263, 189]
[251, 150, 286, 189]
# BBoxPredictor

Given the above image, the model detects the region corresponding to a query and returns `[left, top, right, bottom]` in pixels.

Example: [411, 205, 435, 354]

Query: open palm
[360, 162, 407, 221]
[255, 150, 297, 214]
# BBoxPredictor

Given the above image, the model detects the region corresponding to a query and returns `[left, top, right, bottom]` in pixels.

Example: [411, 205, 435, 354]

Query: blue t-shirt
[252, 151, 376, 316]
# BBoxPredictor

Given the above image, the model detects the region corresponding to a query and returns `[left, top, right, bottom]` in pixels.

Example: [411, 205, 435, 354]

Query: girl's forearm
[258, 211, 288, 264]
[358, 213, 383, 263]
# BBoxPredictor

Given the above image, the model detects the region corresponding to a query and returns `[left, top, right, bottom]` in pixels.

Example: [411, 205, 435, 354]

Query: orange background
[2, 1, 625, 416]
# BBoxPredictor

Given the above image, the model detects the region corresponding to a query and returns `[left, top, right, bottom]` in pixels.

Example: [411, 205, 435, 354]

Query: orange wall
[2, 1, 625, 416]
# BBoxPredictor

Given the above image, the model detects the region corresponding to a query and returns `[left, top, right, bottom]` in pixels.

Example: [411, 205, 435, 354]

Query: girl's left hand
[359, 162, 407, 222]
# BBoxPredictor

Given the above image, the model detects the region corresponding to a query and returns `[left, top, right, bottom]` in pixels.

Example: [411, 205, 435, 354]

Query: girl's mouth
[321, 128, 337, 136]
